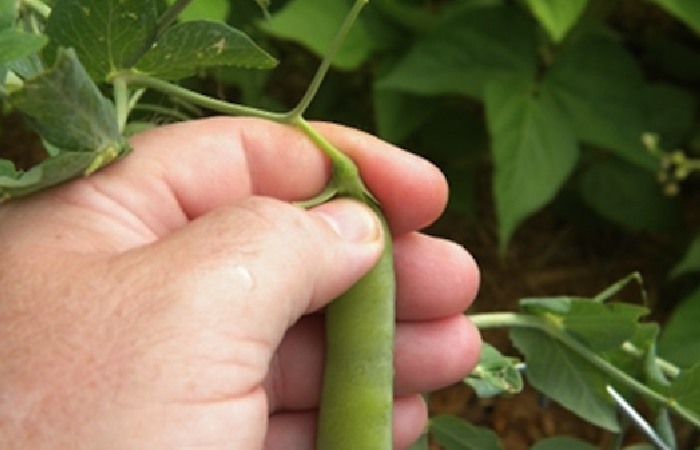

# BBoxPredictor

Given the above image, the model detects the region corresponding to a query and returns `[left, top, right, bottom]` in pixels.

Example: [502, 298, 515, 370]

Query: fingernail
[312, 200, 381, 243]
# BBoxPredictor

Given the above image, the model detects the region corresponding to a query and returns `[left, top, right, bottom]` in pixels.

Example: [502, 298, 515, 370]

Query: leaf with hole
[134, 21, 277, 80]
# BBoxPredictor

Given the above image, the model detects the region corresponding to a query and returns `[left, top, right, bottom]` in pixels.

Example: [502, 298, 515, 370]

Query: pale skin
[0, 117, 481, 449]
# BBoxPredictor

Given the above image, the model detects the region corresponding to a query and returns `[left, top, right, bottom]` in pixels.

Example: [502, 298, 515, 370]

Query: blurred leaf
[663, 364, 700, 418]
[377, 5, 538, 98]
[523, 0, 588, 42]
[46, 0, 158, 81]
[465, 342, 523, 397]
[670, 234, 700, 278]
[485, 75, 578, 247]
[0, 30, 48, 66]
[546, 32, 657, 171]
[530, 436, 597, 450]
[166, 0, 229, 22]
[8, 48, 120, 151]
[650, 0, 700, 36]
[0, 0, 15, 29]
[644, 83, 696, 148]
[135, 21, 276, 80]
[407, 429, 429, 450]
[659, 286, 700, 368]
[510, 328, 620, 431]
[579, 159, 681, 231]
[373, 89, 436, 143]
[429, 414, 503, 450]
[260, 0, 377, 70]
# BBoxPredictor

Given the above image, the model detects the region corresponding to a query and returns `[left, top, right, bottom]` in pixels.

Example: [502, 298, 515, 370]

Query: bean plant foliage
[2, 0, 700, 449]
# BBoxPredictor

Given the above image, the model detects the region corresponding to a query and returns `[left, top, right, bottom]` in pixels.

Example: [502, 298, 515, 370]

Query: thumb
[118, 196, 385, 347]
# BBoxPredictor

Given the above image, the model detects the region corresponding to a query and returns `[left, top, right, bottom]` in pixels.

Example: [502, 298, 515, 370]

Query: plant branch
[469, 312, 700, 429]
[113, 77, 129, 133]
[284, 0, 369, 121]
[117, 72, 286, 122]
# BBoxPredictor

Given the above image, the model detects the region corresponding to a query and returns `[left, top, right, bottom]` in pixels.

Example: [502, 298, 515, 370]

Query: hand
[0, 117, 480, 449]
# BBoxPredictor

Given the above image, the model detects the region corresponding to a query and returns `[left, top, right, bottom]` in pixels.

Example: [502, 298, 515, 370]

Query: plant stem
[116, 72, 286, 122]
[113, 77, 129, 133]
[21, 0, 51, 19]
[469, 312, 700, 429]
[284, 0, 369, 121]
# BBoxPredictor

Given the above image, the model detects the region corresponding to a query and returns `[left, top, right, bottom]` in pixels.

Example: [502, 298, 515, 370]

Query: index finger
[109, 117, 447, 235]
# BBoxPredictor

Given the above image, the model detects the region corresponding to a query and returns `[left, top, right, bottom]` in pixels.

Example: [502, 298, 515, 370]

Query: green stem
[20, 0, 51, 19]
[116, 72, 285, 122]
[284, 0, 369, 121]
[468, 312, 700, 429]
[113, 77, 129, 133]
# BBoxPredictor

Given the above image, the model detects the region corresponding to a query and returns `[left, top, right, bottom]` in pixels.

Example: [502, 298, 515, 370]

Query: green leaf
[373, 88, 436, 143]
[135, 21, 276, 80]
[465, 342, 523, 397]
[0, 0, 16, 30]
[578, 159, 681, 231]
[510, 328, 620, 431]
[562, 301, 648, 352]
[670, 234, 700, 278]
[0, 30, 48, 66]
[650, 0, 700, 36]
[530, 436, 597, 450]
[0, 152, 99, 200]
[485, 75, 579, 247]
[659, 286, 700, 368]
[377, 6, 538, 98]
[8, 48, 121, 151]
[260, 0, 377, 70]
[46, 0, 158, 80]
[523, 0, 588, 42]
[644, 83, 696, 149]
[664, 364, 700, 418]
[166, 0, 229, 22]
[429, 414, 503, 450]
[545, 32, 657, 171]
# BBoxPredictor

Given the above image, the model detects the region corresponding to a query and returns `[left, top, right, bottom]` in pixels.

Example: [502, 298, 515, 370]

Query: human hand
[0, 117, 480, 449]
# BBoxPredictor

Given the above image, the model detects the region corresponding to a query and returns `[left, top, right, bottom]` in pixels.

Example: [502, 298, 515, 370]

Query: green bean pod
[317, 203, 395, 450]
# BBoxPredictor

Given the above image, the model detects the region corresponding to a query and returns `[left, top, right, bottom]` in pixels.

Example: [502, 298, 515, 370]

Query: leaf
[429, 414, 503, 450]
[465, 342, 523, 397]
[670, 234, 700, 278]
[578, 159, 681, 231]
[523, 0, 588, 42]
[562, 301, 648, 352]
[643, 83, 696, 149]
[0, 152, 100, 200]
[658, 286, 700, 368]
[530, 436, 597, 450]
[0, 0, 16, 30]
[260, 0, 377, 70]
[135, 21, 276, 80]
[0, 30, 48, 66]
[8, 48, 121, 151]
[377, 6, 538, 98]
[373, 88, 436, 143]
[545, 32, 657, 171]
[663, 364, 700, 418]
[485, 75, 579, 247]
[650, 0, 700, 36]
[166, 0, 229, 22]
[46, 0, 158, 80]
[510, 328, 620, 431]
